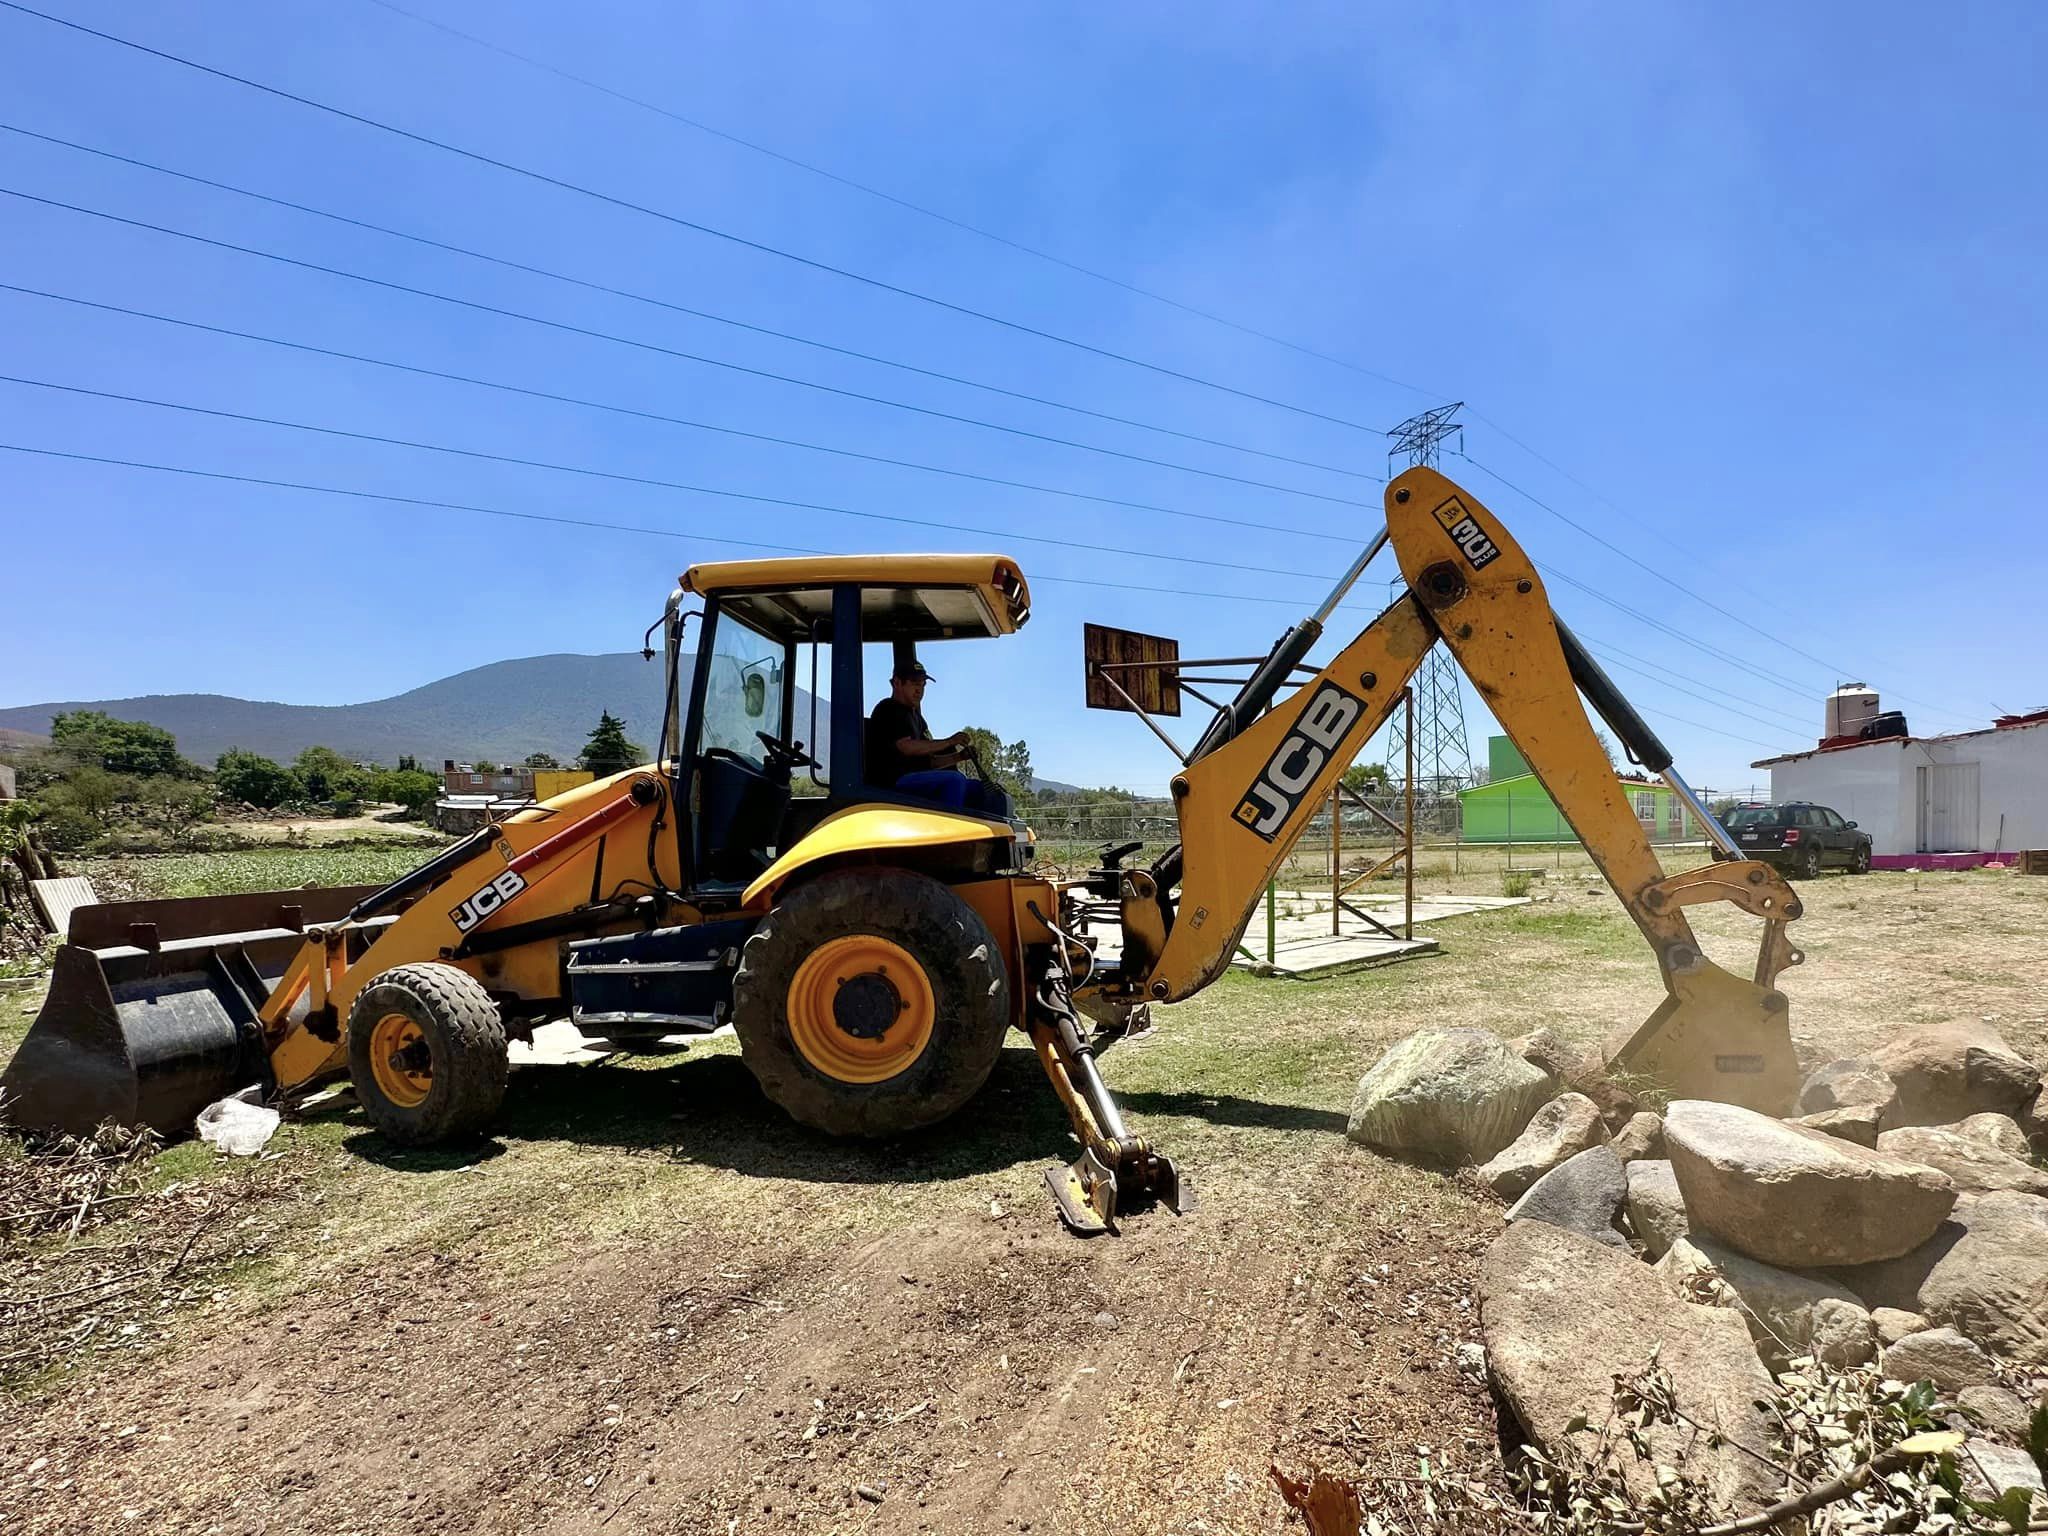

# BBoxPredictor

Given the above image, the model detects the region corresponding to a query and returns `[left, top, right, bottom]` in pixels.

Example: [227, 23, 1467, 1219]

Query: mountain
[0, 654, 827, 771]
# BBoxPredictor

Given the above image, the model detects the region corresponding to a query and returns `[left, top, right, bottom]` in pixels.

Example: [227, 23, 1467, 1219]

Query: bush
[367, 768, 441, 817]
[1501, 869, 1536, 898]
[215, 748, 297, 810]
[31, 802, 101, 852]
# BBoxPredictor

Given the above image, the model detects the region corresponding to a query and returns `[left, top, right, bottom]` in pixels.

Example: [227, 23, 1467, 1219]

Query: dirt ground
[2, 865, 2044, 1535]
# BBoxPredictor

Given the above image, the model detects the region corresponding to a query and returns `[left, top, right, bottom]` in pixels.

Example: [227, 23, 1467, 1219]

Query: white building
[1753, 709, 2048, 866]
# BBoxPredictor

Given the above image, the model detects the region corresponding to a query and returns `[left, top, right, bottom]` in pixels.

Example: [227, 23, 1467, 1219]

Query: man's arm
[896, 730, 968, 764]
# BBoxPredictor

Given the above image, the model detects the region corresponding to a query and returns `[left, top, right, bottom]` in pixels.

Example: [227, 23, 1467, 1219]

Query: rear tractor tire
[731, 869, 1010, 1138]
[347, 962, 509, 1145]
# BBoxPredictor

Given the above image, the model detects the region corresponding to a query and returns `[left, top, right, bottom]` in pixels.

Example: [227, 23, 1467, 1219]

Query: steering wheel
[757, 731, 819, 772]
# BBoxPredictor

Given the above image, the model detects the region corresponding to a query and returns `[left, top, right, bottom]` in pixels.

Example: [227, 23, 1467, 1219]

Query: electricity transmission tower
[1383, 404, 1476, 817]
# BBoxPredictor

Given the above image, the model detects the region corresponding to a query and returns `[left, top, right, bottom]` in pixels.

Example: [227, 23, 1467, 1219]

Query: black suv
[1717, 802, 1872, 878]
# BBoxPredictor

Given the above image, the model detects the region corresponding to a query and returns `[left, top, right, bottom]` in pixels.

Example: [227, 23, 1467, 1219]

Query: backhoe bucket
[0, 886, 381, 1138]
[1606, 959, 1801, 1116]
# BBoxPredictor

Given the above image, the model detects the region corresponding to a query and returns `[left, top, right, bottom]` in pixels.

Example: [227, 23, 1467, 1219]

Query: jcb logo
[1232, 683, 1364, 842]
[450, 869, 528, 933]
[1432, 495, 1501, 570]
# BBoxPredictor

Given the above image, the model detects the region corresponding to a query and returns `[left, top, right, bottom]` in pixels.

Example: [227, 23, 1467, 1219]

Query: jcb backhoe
[2, 468, 1804, 1233]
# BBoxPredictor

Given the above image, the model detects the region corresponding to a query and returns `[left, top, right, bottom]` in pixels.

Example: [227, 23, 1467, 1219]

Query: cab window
[700, 611, 787, 766]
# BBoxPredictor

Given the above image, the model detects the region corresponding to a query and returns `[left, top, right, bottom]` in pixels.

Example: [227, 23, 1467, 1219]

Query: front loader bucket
[0, 886, 382, 1139]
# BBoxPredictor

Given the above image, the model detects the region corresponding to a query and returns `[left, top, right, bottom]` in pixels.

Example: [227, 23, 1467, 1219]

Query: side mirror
[1845, 820, 1857, 829]
[743, 673, 767, 719]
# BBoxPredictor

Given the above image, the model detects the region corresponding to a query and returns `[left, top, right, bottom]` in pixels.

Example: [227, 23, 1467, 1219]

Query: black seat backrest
[698, 751, 792, 882]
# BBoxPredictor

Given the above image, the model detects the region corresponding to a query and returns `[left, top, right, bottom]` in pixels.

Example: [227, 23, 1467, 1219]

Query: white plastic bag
[195, 1093, 281, 1156]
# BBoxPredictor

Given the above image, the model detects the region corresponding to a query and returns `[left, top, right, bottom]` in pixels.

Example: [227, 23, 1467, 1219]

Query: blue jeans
[895, 770, 1011, 818]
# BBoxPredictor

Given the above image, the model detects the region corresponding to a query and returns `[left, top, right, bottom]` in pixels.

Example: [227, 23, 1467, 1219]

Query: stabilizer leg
[1026, 953, 1191, 1237]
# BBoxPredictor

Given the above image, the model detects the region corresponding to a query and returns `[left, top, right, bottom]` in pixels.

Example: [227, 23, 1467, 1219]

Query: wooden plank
[29, 876, 97, 939]
[1083, 622, 1181, 716]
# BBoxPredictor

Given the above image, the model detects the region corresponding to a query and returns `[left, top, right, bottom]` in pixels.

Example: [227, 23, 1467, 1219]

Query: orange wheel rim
[368, 1011, 433, 1108]
[785, 935, 936, 1084]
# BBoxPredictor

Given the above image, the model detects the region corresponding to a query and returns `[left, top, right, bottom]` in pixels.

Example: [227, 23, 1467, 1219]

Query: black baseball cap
[893, 661, 935, 681]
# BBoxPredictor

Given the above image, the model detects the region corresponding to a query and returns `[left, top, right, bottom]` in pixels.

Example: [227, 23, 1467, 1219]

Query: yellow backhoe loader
[1, 468, 1804, 1233]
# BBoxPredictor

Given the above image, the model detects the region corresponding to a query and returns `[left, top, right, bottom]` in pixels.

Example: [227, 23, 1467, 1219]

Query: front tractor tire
[731, 869, 1010, 1138]
[346, 962, 510, 1145]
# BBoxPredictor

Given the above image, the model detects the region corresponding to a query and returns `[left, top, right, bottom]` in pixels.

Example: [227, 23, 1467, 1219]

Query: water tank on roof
[1825, 684, 1880, 740]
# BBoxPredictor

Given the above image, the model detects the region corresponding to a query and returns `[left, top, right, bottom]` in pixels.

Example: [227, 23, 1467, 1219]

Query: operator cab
[670, 555, 1030, 894]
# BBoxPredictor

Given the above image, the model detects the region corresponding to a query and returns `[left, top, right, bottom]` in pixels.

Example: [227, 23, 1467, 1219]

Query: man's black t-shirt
[865, 697, 929, 785]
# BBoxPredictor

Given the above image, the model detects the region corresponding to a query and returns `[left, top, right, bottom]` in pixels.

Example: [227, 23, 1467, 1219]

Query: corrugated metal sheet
[29, 876, 98, 939]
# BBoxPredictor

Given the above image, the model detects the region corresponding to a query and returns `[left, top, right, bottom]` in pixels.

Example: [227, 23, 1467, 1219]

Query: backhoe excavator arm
[1126, 465, 1803, 1114]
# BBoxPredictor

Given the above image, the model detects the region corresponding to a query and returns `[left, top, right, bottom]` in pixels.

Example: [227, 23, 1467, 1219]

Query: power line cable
[354, 0, 1453, 406]
[0, 280, 1359, 545]
[1458, 447, 1984, 727]
[1572, 630, 1815, 732]
[0, 0, 1395, 437]
[0, 372, 1345, 583]
[0, 435, 1810, 756]
[2, 373, 1813, 747]
[357, 0, 1961, 731]
[0, 440, 1353, 610]
[0, 184, 1379, 509]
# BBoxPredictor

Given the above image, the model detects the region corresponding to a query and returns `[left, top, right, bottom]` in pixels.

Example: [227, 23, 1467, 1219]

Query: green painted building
[1458, 736, 1704, 844]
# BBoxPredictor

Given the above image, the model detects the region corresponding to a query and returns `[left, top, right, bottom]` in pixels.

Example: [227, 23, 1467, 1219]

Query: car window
[1820, 808, 1844, 828]
[1724, 807, 1781, 829]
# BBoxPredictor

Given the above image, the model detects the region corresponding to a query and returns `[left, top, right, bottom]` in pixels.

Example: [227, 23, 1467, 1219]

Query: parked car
[1715, 802, 1872, 878]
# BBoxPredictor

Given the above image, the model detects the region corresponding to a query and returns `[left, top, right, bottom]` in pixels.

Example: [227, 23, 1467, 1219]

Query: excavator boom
[1098, 466, 1802, 1115]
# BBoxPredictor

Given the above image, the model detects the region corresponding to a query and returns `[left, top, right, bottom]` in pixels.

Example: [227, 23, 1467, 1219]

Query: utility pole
[1384, 403, 1476, 824]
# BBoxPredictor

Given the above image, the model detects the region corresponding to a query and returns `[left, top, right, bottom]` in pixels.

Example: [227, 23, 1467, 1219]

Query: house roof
[1751, 713, 2048, 769]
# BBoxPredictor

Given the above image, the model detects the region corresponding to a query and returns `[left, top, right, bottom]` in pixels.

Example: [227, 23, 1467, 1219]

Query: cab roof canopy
[680, 554, 1030, 643]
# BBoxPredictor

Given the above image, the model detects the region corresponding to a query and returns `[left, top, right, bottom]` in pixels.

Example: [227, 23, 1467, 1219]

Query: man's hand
[946, 730, 971, 748]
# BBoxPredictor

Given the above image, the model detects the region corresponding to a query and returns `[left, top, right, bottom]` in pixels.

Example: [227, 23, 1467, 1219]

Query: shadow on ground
[337, 1041, 1344, 1184]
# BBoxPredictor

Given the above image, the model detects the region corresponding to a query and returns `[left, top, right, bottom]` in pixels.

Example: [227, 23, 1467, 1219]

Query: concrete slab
[1232, 890, 1532, 975]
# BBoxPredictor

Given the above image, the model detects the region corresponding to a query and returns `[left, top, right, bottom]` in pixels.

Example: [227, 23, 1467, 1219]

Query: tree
[1341, 762, 1390, 797]
[578, 711, 647, 777]
[396, 754, 420, 773]
[472, 760, 499, 775]
[369, 767, 441, 817]
[523, 751, 562, 770]
[1593, 729, 1618, 768]
[215, 748, 297, 809]
[958, 726, 1033, 802]
[49, 710, 186, 777]
[293, 745, 367, 803]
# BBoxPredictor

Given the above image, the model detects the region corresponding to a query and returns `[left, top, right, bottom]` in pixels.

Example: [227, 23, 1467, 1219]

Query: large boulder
[1623, 1159, 1690, 1260]
[1955, 1111, 2033, 1160]
[1346, 1030, 1554, 1164]
[1653, 1234, 1876, 1371]
[1832, 1192, 2048, 1367]
[1798, 1058, 1900, 1122]
[1870, 1307, 1931, 1346]
[1912, 1191, 2048, 1367]
[1664, 1100, 1956, 1268]
[1788, 1106, 1881, 1148]
[1476, 1092, 1607, 1199]
[1882, 1326, 1996, 1393]
[1872, 1022, 2041, 1127]
[1875, 1125, 2048, 1196]
[1479, 1222, 1782, 1516]
[1506, 1145, 1628, 1248]
[1609, 1111, 1665, 1163]
[2019, 1091, 2048, 1153]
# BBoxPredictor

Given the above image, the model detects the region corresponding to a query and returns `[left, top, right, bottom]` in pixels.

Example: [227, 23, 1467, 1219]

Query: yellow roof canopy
[680, 554, 1030, 642]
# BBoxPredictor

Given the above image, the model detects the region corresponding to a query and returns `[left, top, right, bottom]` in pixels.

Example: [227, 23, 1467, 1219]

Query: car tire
[1849, 844, 1872, 875]
[1792, 845, 1823, 880]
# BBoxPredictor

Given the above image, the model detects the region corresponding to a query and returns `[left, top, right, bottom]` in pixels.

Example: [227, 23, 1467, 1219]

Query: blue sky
[3, 0, 2043, 794]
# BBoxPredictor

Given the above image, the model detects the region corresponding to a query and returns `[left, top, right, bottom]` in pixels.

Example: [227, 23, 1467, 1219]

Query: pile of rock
[1347, 1018, 2048, 1515]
